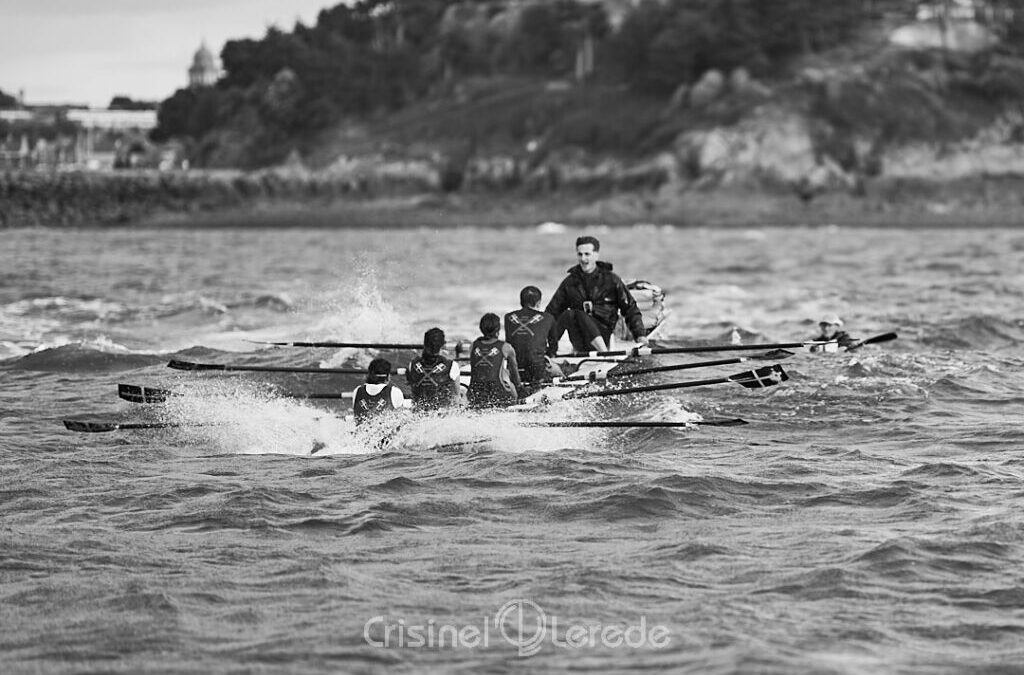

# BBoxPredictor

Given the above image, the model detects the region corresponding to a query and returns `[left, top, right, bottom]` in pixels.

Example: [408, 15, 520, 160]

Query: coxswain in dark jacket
[546, 260, 647, 352]
[467, 313, 525, 408]
[504, 286, 559, 390]
[406, 327, 461, 411]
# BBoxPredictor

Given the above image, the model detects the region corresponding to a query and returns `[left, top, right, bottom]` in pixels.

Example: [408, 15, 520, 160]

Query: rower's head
[818, 313, 843, 338]
[575, 235, 600, 274]
[423, 327, 445, 356]
[366, 357, 392, 384]
[479, 312, 501, 339]
[519, 285, 542, 308]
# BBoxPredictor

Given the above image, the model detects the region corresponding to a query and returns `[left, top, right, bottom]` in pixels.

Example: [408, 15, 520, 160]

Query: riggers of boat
[62, 333, 899, 442]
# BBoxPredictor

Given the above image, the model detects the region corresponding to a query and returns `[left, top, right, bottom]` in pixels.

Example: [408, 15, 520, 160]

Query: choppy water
[2, 223, 1024, 674]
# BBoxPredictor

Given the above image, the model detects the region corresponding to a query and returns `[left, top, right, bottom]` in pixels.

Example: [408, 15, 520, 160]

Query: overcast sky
[0, 0, 338, 107]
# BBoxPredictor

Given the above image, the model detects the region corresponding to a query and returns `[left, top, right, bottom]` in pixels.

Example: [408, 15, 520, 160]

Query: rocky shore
[4, 162, 1024, 230]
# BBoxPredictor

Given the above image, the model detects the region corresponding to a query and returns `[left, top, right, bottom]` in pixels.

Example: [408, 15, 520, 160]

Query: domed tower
[188, 41, 219, 89]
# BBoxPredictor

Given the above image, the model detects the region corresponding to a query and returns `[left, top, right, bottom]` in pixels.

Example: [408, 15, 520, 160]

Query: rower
[352, 357, 410, 425]
[545, 235, 649, 353]
[504, 286, 562, 393]
[810, 313, 857, 352]
[467, 313, 525, 408]
[406, 327, 462, 410]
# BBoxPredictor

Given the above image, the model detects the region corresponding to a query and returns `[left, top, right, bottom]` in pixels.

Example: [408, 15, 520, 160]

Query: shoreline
[3, 169, 1024, 229]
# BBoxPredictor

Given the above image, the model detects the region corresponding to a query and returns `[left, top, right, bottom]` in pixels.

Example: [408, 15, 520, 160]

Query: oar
[64, 420, 206, 433]
[168, 359, 474, 377]
[118, 383, 354, 404]
[522, 419, 747, 428]
[168, 359, 473, 376]
[587, 349, 794, 380]
[168, 359, 383, 375]
[845, 332, 898, 352]
[565, 364, 788, 399]
[246, 340, 423, 349]
[554, 341, 835, 358]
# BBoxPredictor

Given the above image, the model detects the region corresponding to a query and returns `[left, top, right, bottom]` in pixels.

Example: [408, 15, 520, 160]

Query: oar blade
[167, 360, 220, 371]
[64, 420, 119, 433]
[758, 349, 796, 360]
[696, 417, 749, 427]
[728, 364, 789, 389]
[64, 420, 198, 432]
[846, 332, 898, 351]
[118, 384, 174, 404]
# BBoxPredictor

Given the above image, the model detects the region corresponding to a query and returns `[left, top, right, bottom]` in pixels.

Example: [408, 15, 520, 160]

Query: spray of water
[157, 380, 367, 456]
[151, 377, 626, 457]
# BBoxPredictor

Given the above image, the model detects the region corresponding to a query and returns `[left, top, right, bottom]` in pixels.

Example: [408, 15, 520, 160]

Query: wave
[854, 537, 1015, 582]
[919, 314, 1024, 350]
[1, 296, 132, 322]
[8, 338, 164, 372]
[751, 567, 861, 600]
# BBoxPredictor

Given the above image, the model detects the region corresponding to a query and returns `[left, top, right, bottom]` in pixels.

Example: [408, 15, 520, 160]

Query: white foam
[160, 381, 369, 457]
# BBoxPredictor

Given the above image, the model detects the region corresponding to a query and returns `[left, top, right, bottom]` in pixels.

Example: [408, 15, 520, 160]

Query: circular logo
[494, 599, 546, 656]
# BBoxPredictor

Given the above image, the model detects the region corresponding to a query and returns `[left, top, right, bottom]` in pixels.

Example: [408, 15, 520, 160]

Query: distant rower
[467, 313, 525, 408]
[810, 313, 857, 351]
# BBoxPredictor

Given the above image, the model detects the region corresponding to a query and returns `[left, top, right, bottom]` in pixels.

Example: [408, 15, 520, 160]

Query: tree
[0, 87, 18, 108]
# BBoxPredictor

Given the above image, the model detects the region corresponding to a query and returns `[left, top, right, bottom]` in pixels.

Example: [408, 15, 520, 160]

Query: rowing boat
[61, 316, 898, 449]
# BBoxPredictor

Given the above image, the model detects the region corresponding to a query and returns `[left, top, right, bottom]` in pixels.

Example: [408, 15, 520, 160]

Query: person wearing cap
[467, 313, 526, 408]
[545, 235, 649, 353]
[810, 314, 856, 351]
[504, 286, 562, 392]
[352, 357, 410, 425]
[406, 327, 462, 410]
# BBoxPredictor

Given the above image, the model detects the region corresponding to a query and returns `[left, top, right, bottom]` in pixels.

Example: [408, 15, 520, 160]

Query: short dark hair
[479, 312, 501, 337]
[366, 357, 391, 383]
[575, 235, 600, 251]
[423, 327, 445, 355]
[519, 285, 542, 307]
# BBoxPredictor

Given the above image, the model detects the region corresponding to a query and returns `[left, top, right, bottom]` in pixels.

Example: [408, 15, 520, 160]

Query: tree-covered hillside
[153, 0, 1024, 171]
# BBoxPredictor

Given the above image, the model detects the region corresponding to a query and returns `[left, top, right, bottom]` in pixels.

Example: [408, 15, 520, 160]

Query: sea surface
[2, 223, 1024, 674]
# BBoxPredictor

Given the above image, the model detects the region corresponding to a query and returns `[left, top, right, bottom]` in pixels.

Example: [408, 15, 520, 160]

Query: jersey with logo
[467, 338, 515, 407]
[504, 308, 555, 383]
[353, 383, 395, 424]
[406, 356, 456, 410]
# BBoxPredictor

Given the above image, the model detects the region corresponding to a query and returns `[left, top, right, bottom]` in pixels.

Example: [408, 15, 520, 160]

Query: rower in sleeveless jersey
[352, 357, 411, 424]
[504, 285, 562, 393]
[406, 327, 462, 410]
[467, 313, 526, 408]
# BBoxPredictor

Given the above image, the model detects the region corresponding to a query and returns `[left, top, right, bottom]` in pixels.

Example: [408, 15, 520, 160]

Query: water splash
[157, 381, 366, 457]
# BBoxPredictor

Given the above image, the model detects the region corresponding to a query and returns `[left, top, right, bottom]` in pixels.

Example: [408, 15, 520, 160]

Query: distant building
[0, 102, 158, 170]
[189, 41, 219, 89]
[65, 109, 156, 131]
